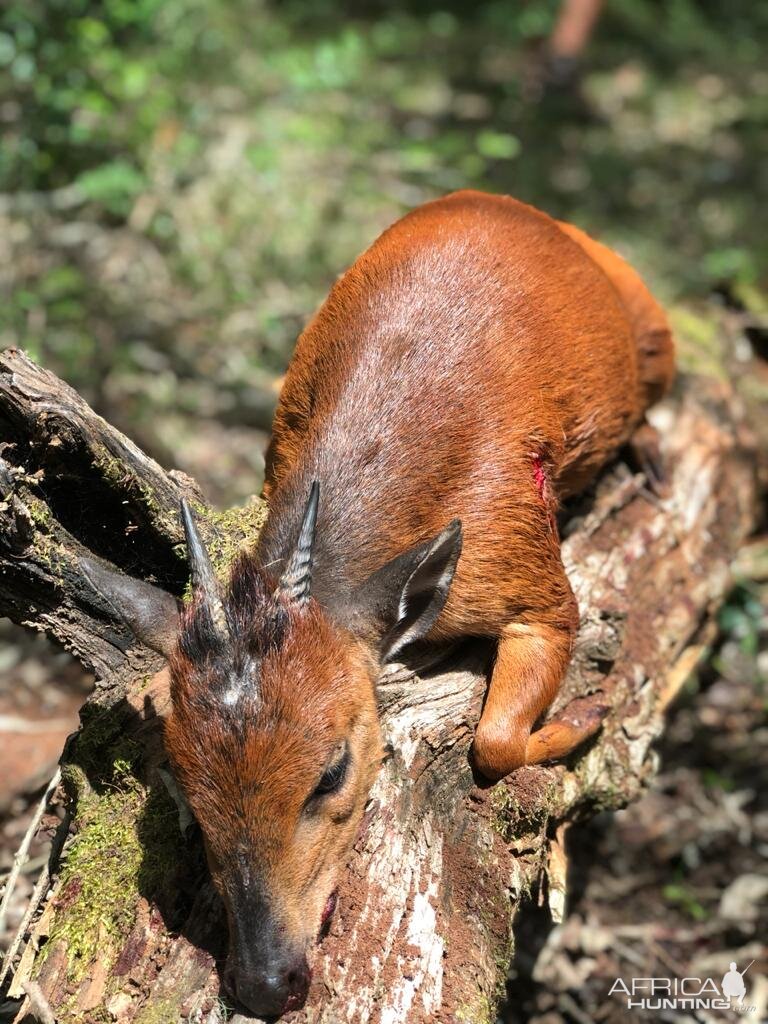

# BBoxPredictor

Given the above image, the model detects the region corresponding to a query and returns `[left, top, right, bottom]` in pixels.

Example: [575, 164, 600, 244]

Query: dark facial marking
[176, 553, 289, 708]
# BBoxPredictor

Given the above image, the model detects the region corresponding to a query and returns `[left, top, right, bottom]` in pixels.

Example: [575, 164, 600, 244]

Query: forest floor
[505, 552, 768, 1024]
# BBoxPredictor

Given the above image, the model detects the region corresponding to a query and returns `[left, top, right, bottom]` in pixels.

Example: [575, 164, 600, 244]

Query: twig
[0, 806, 71, 990]
[0, 865, 50, 990]
[21, 979, 57, 1024]
[558, 992, 596, 1024]
[0, 854, 49, 888]
[648, 938, 691, 980]
[0, 769, 60, 940]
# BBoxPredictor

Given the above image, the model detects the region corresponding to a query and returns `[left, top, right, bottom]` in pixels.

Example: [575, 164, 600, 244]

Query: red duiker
[82, 190, 674, 1017]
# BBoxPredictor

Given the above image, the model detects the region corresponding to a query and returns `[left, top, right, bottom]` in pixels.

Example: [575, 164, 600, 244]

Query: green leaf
[476, 130, 521, 161]
[76, 159, 146, 215]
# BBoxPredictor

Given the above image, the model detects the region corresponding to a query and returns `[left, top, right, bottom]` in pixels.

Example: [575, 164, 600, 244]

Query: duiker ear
[80, 556, 180, 658]
[352, 520, 462, 664]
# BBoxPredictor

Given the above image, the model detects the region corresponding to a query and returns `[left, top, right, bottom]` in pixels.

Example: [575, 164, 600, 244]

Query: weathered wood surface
[0, 347, 758, 1024]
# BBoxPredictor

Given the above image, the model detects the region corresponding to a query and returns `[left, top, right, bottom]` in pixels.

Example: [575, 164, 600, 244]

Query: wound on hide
[531, 453, 557, 533]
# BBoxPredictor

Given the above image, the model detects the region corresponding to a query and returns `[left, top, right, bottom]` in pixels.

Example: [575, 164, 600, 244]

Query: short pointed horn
[180, 499, 229, 637]
[277, 481, 319, 606]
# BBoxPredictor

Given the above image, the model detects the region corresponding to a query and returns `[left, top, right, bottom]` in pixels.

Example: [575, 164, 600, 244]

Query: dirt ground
[0, 622, 91, 963]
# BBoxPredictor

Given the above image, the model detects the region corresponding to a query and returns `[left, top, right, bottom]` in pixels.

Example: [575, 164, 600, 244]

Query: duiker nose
[225, 955, 311, 1018]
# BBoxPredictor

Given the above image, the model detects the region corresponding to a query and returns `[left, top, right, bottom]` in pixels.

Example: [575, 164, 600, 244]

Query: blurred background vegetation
[1, 0, 766, 504]
[0, 3, 766, 1019]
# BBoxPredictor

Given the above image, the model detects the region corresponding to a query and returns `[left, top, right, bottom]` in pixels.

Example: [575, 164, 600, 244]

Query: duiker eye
[314, 744, 350, 797]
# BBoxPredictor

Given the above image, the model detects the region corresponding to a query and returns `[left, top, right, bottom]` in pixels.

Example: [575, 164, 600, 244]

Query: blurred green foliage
[662, 881, 708, 921]
[718, 584, 764, 660]
[0, 0, 766, 500]
[0, 0, 202, 191]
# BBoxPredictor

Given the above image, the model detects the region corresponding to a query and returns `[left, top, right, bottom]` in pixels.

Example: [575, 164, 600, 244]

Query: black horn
[276, 481, 319, 606]
[180, 499, 229, 638]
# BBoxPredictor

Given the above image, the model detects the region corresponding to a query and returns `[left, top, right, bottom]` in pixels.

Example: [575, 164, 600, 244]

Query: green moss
[177, 497, 269, 599]
[60, 763, 92, 806]
[456, 992, 494, 1024]
[75, 1008, 113, 1024]
[46, 773, 146, 981]
[669, 304, 728, 379]
[489, 776, 563, 840]
[192, 498, 268, 574]
[490, 790, 516, 841]
[19, 494, 69, 575]
[137, 672, 154, 692]
[34, 532, 65, 573]
[73, 705, 140, 780]
[493, 929, 515, 993]
[92, 444, 268, 595]
[25, 494, 53, 527]
[42, 713, 183, 989]
[96, 440, 269, 600]
[92, 443, 176, 534]
[732, 280, 768, 317]
[489, 783, 515, 828]
[92, 444, 135, 487]
[0, 482, 63, 575]
[133, 995, 185, 1024]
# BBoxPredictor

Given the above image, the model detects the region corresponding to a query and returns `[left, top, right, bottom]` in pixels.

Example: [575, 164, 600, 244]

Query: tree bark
[0, 347, 758, 1024]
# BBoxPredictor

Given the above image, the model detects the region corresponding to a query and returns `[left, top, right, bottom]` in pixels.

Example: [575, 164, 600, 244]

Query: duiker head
[82, 487, 461, 1018]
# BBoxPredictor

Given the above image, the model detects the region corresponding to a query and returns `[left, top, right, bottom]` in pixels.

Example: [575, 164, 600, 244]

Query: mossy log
[0, 346, 759, 1024]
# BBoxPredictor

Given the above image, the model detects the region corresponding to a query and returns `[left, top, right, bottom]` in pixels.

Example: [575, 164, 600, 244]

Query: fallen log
[0, 346, 758, 1023]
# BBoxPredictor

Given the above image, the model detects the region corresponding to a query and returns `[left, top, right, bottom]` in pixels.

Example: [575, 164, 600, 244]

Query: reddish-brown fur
[166, 584, 381, 948]
[262, 189, 674, 776]
[162, 557, 383, 1013]
[154, 189, 674, 1014]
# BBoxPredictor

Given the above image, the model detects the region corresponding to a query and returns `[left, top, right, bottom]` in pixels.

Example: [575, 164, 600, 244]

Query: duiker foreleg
[472, 575, 605, 778]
